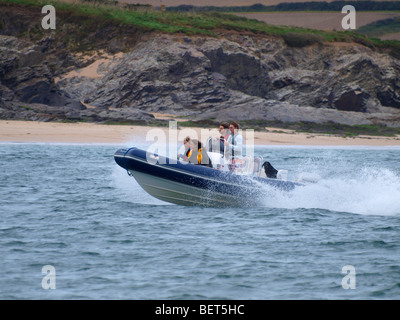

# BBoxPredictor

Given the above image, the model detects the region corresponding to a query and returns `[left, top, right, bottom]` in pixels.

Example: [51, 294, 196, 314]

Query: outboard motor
[262, 161, 278, 179]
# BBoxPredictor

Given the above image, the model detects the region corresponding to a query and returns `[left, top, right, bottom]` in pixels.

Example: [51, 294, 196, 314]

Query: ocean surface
[1, 142, 400, 300]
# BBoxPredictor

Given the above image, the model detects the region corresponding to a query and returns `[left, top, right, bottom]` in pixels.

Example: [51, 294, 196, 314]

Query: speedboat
[114, 146, 302, 207]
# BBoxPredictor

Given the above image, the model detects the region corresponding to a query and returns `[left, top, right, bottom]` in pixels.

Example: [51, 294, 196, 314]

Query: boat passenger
[224, 121, 243, 159]
[218, 122, 230, 154]
[206, 122, 229, 155]
[219, 122, 230, 141]
[178, 136, 192, 161]
[188, 139, 213, 168]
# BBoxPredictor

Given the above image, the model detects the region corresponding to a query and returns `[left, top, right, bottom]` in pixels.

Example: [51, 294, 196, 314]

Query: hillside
[236, 12, 400, 35]
[117, 0, 400, 8]
[1, 0, 400, 132]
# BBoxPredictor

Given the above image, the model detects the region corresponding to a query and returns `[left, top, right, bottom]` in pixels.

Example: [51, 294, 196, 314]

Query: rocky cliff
[1, 4, 400, 127]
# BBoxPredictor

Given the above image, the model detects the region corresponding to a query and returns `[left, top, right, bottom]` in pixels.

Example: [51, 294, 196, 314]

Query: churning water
[1, 143, 399, 299]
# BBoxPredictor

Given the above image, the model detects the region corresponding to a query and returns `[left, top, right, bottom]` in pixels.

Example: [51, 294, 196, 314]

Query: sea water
[1, 143, 399, 299]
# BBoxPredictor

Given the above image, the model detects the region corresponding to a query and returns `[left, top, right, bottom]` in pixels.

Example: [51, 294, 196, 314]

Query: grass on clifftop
[2, 0, 400, 57]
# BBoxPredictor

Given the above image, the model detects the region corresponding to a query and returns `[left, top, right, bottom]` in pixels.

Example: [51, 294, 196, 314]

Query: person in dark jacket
[218, 122, 230, 155]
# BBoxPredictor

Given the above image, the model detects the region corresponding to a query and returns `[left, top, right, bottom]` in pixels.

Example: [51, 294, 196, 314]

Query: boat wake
[258, 167, 400, 216]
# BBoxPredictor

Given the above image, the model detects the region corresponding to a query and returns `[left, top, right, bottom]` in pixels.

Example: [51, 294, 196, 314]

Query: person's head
[183, 136, 191, 149]
[229, 121, 240, 135]
[190, 139, 200, 150]
[219, 122, 229, 134]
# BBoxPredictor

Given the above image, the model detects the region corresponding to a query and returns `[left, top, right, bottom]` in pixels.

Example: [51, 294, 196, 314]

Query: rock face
[56, 34, 400, 127]
[1, 6, 400, 126]
[0, 35, 85, 121]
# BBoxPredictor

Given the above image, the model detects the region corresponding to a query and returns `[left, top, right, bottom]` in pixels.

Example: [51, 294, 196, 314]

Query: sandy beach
[1, 120, 400, 146]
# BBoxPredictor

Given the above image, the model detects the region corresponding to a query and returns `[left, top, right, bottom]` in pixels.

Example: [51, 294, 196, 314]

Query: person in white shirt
[224, 121, 243, 160]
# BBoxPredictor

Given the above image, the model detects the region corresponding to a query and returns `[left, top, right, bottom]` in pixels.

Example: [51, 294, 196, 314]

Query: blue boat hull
[114, 147, 300, 207]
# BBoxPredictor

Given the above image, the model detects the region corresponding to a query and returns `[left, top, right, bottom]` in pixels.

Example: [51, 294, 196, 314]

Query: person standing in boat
[219, 122, 230, 141]
[224, 121, 243, 160]
[206, 122, 230, 155]
[218, 122, 230, 155]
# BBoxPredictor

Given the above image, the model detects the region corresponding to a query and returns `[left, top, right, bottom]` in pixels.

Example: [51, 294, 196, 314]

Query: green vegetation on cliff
[1, 0, 399, 57]
[3, 0, 400, 58]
